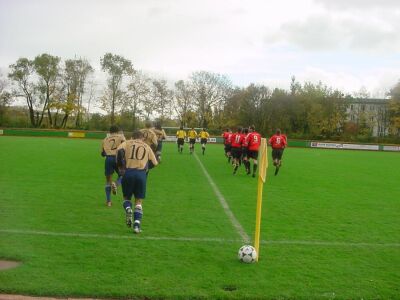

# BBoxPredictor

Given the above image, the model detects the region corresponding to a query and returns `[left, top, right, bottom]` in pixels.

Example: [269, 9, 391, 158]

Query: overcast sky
[1, 0, 399, 96]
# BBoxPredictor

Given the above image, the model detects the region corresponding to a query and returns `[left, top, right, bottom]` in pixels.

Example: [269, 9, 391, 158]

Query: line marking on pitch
[1, 229, 400, 248]
[193, 152, 250, 243]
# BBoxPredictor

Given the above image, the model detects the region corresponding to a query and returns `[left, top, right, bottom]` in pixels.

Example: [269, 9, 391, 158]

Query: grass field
[0, 136, 399, 299]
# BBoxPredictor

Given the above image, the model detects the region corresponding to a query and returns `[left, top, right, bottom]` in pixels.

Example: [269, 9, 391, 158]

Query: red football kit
[231, 133, 244, 148]
[268, 134, 287, 149]
[247, 132, 261, 151]
[222, 132, 233, 145]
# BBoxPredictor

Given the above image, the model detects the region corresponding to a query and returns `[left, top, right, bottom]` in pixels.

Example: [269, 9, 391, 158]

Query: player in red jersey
[231, 127, 245, 175]
[241, 127, 251, 175]
[246, 125, 262, 177]
[222, 128, 233, 163]
[268, 129, 287, 175]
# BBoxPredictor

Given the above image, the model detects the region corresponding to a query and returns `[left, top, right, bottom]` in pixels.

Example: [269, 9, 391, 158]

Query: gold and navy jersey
[199, 131, 209, 139]
[117, 139, 158, 170]
[176, 130, 186, 139]
[140, 128, 158, 148]
[188, 130, 197, 139]
[102, 133, 126, 156]
[152, 128, 167, 141]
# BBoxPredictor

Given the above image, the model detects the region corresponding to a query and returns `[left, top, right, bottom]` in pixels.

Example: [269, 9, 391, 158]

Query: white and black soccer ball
[238, 245, 257, 263]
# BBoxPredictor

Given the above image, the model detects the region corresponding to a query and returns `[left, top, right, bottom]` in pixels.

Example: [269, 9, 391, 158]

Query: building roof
[348, 98, 389, 105]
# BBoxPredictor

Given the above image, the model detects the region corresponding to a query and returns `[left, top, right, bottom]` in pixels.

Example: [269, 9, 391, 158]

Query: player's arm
[148, 145, 159, 167]
[151, 133, 158, 147]
[116, 144, 126, 172]
[101, 140, 106, 156]
[283, 135, 288, 148]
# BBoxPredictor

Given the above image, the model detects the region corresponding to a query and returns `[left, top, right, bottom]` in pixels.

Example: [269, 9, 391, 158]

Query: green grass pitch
[0, 136, 399, 299]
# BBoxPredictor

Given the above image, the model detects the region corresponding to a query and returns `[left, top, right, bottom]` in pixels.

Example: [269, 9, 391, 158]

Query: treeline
[1, 52, 400, 142]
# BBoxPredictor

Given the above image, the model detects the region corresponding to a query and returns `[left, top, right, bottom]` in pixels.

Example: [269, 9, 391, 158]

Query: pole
[254, 138, 268, 261]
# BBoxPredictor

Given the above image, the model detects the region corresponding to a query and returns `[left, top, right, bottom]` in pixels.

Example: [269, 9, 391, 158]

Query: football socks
[134, 204, 143, 223]
[105, 185, 111, 201]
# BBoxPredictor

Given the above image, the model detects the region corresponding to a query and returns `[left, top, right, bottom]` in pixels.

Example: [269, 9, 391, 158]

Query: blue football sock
[116, 176, 122, 186]
[123, 200, 132, 211]
[134, 205, 143, 223]
[105, 185, 111, 201]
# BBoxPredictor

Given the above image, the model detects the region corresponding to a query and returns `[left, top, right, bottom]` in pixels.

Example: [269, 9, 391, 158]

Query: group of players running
[222, 126, 287, 177]
[101, 123, 287, 234]
[100, 122, 167, 233]
[175, 126, 210, 155]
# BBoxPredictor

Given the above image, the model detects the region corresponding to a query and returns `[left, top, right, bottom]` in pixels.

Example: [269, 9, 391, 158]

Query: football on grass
[238, 245, 257, 263]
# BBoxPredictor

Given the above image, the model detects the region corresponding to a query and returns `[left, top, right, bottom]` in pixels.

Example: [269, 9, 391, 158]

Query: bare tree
[85, 80, 97, 123]
[0, 72, 12, 124]
[33, 53, 61, 128]
[60, 58, 93, 128]
[100, 53, 134, 125]
[125, 71, 151, 129]
[190, 71, 232, 128]
[8, 58, 43, 127]
[152, 79, 172, 122]
[174, 80, 194, 127]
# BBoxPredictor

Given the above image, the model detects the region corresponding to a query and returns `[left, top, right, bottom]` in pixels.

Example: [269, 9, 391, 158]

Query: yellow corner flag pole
[254, 138, 268, 262]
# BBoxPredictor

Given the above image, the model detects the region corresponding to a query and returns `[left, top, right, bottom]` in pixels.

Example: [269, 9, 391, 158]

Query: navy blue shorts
[248, 150, 259, 160]
[272, 148, 284, 160]
[201, 138, 207, 144]
[104, 156, 118, 176]
[231, 147, 242, 159]
[122, 169, 147, 200]
[156, 140, 163, 152]
[189, 138, 196, 145]
[224, 144, 231, 153]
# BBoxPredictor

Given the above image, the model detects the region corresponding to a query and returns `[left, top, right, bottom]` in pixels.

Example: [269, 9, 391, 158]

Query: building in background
[347, 98, 390, 137]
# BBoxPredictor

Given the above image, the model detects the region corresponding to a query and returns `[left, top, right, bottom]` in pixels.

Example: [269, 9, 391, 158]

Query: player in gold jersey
[176, 126, 186, 154]
[152, 123, 167, 162]
[187, 127, 198, 154]
[117, 130, 158, 234]
[101, 125, 126, 206]
[140, 121, 158, 153]
[198, 128, 210, 155]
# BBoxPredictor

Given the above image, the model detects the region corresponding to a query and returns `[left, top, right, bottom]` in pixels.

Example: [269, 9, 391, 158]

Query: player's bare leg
[233, 158, 239, 175]
[252, 160, 258, 177]
[202, 143, 206, 155]
[243, 158, 250, 175]
[274, 159, 281, 176]
[156, 150, 162, 162]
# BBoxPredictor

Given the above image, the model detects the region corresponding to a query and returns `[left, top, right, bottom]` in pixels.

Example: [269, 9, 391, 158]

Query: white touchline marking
[1, 229, 400, 247]
[193, 152, 250, 243]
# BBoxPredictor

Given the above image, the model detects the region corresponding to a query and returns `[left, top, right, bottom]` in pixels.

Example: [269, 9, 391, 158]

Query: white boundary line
[1, 229, 400, 247]
[193, 152, 250, 243]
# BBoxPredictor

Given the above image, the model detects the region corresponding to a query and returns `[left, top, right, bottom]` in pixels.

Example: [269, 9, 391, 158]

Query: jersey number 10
[130, 144, 147, 160]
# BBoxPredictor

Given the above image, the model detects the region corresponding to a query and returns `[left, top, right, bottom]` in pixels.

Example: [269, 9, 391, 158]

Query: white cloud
[0, 0, 399, 96]
[266, 13, 400, 53]
[315, 0, 400, 10]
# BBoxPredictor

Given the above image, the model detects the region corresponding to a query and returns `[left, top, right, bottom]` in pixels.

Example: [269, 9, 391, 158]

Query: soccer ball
[238, 245, 257, 263]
